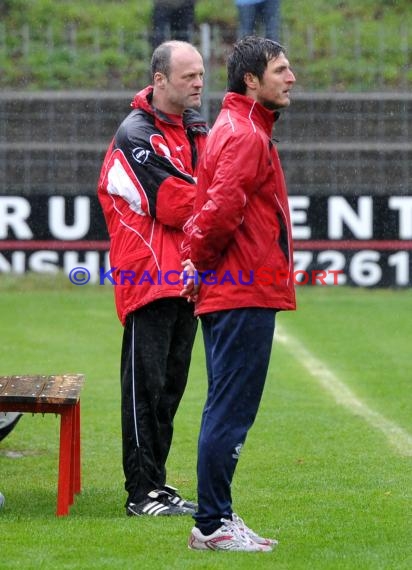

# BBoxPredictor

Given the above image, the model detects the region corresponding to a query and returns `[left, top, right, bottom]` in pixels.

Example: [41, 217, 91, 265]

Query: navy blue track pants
[195, 307, 276, 535]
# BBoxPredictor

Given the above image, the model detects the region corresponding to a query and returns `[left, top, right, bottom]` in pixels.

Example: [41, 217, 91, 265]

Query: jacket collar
[130, 85, 207, 131]
[131, 85, 180, 124]
[222, 92, 279, 136]
[131, 85, 154, 113]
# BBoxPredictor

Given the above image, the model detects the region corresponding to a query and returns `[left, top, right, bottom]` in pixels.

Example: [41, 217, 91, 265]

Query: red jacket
[98, 86, 208, 324]
[182, 92, 296, 315]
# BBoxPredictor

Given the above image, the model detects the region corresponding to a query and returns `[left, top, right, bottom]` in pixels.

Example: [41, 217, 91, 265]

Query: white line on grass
[276, 327, 412, 457]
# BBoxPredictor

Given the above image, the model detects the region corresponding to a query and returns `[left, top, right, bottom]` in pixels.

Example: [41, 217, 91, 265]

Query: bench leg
[57, 406, 75, 516]
[73, 401, 81, 496]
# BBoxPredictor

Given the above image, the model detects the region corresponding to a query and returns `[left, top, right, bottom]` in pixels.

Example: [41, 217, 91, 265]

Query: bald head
[151, 41, 205, 115]
[151, 41, 202, 81]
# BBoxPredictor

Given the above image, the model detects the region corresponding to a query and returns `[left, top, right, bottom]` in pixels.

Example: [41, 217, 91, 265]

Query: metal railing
[0, 20, 410, 96]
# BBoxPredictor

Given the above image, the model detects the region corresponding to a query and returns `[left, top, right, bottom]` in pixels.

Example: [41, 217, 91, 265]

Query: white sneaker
[188, 518, 272, 552]
[232, 513, 278, 548]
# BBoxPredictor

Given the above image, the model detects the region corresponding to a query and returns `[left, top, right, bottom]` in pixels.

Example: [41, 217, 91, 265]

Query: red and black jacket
[98, 86, 208, 324]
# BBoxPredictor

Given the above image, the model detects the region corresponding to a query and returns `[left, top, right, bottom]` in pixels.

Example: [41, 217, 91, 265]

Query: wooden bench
[0, 374, 85, 516]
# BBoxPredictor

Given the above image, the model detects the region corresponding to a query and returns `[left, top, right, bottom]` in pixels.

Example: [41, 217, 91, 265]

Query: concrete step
[1, 145, 410, 196]
[1, 92, 411, 144]
[0, 91, 411, 196]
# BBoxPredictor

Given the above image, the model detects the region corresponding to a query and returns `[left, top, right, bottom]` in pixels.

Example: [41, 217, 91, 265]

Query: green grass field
[0, 276, 411, 569]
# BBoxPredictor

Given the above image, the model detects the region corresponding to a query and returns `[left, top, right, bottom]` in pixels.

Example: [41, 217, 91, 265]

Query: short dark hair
[227, 36, 285, 94]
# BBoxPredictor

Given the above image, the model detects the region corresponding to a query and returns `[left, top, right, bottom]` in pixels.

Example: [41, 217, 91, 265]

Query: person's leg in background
[151, 3, 172, 50]
[170, 1, 196, 43]
[262, 0, 281, 41]
[237, 2, 259, 39]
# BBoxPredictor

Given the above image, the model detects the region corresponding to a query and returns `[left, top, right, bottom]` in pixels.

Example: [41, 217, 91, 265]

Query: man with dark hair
[181, 36, 296, 550]
[98, 40, 208, 517]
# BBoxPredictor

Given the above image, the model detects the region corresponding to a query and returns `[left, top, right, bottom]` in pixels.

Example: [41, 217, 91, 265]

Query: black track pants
[120, 297, 198, 505]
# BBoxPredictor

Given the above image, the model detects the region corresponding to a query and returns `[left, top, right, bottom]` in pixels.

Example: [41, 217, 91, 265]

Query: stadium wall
[1, 91, 411, 286]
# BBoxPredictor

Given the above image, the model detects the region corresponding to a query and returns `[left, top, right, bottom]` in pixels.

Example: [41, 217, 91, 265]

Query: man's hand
[180, 259, 200, 302]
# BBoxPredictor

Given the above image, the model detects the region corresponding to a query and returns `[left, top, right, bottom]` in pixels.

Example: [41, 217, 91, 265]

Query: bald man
[98, 41, 208, 517]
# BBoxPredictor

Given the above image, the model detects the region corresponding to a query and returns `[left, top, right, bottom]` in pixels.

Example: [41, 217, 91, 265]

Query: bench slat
[0, 374, 84, 405]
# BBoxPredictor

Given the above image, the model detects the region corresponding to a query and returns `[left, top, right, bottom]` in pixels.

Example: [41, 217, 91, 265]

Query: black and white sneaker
[163, 484, 197, 512]
[126, 489, 193, 517]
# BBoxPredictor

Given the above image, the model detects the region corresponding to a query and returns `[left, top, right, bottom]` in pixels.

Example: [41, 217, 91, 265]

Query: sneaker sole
[188, 535, 272, 552]
[127, 503, 193, 517]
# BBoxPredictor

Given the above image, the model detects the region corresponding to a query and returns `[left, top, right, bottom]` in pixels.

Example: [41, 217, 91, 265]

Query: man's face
[255, 53, 296, 110]
[163, 47, 204, 114]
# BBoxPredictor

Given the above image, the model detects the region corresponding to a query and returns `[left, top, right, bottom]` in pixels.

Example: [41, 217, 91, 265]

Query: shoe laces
[221, 517, 255, 546]
[232, 512, 277, 547]
[232, 513, 254, 535]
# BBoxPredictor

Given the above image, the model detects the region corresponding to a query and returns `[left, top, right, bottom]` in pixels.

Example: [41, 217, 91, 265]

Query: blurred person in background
[151, 0, 196, 50]
[97, 40, 208, 517]
[235, 0, 281, 41]
[0, 412, 23, 442]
